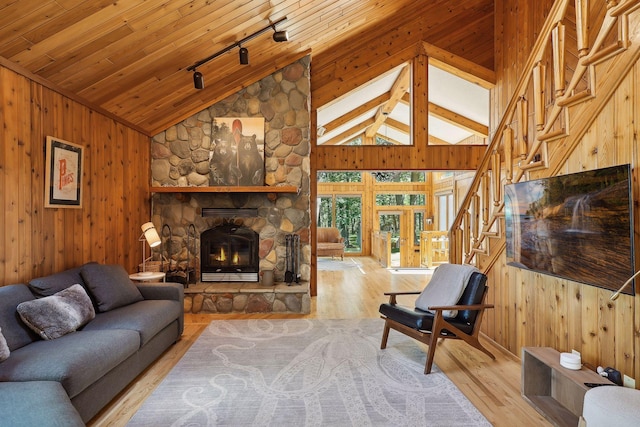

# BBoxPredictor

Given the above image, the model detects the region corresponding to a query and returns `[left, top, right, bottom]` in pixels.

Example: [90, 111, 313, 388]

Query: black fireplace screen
[200, 224, 259, 281]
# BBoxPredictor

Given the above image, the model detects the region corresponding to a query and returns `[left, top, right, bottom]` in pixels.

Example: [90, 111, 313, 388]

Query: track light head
[193, 71, 204, 90]
[273, 30, 289, 42]
[239, 47, 249, 65]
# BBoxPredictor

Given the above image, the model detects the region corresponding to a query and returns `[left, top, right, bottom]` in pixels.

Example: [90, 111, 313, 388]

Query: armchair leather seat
[378, 304, 474, 335]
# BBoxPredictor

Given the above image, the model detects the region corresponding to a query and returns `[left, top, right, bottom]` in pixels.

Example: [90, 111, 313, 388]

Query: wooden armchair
[379, 267, 495, 374]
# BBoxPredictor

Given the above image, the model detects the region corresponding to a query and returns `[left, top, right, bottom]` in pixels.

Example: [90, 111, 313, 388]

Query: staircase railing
[450, 0, 640, 269]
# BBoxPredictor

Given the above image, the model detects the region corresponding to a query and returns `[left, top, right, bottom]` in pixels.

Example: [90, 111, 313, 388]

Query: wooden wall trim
[314, 145, 487, 171]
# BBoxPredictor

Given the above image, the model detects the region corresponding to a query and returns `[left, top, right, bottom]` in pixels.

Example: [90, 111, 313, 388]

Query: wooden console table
[521, 347, 614, 427]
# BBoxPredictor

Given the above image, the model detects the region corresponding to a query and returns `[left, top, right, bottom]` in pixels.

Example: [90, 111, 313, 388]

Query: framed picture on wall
[44, 136, 83, 208]
[209, 117, 265, 186]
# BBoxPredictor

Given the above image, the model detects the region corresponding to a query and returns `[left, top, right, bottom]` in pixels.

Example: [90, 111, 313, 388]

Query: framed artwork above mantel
[44, 136, 83, 209]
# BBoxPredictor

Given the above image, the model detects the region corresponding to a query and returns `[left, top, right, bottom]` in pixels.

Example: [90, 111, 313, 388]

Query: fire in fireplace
[200, 224, 259, 282]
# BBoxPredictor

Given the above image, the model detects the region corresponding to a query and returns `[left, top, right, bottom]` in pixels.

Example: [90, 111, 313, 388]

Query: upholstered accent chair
[379, 264, 495, 374]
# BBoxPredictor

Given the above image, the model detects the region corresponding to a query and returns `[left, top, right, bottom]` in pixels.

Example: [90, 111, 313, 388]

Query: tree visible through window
[336, 196, 362, 252]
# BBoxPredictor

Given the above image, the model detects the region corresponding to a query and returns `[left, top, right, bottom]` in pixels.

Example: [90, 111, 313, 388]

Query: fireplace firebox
[200, 224, 259, 282]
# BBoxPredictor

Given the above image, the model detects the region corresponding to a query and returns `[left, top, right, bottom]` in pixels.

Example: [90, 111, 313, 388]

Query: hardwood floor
[88, 257, 550, 426]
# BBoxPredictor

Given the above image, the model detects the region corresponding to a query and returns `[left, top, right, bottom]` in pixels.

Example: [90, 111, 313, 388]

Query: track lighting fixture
[186, 16, 289, 89]
[273, 30, 289, 42]
[193, 71, 204, 89]
[239, 47, 249, 65]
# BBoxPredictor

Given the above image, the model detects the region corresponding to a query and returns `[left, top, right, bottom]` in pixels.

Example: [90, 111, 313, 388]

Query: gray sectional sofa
[0, 262, 184, 426]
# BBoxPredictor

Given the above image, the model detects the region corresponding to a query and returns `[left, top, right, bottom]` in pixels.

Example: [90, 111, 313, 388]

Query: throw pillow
[0, 327, 9, 362]
[16, 284, 96, 340]
[415, 264, 479, 318]
[81, 264, 143, 312]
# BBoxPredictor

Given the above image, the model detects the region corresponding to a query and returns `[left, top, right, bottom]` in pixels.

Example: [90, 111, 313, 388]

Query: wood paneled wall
[1, 64, 150, 286]
[475, 0, 640, 380]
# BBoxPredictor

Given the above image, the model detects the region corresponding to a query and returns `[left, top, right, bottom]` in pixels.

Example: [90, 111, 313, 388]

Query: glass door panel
[378, 212, 401, 267]
[336, 196, 362, 253]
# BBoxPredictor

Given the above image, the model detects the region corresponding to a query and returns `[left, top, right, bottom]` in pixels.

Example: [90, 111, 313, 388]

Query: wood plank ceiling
[0, 0, 494, 137]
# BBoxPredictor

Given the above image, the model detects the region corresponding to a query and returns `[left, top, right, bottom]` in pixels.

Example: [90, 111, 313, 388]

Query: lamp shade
[141, 222, 161, 247]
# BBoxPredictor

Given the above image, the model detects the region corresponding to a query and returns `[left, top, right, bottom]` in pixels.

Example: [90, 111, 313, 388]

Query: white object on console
[560, 352, 582, 370]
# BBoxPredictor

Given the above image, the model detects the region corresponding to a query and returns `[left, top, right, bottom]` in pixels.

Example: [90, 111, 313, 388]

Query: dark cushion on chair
[456, 272, 487, 324]
[380, 303, 434, 330]
[379, 303, 476, 335]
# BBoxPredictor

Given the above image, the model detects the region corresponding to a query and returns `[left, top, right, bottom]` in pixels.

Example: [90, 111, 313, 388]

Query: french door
[377, 209, 422, 267]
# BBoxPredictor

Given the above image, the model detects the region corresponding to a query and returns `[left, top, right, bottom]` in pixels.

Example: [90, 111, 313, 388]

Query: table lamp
[139, 222, 161, 275]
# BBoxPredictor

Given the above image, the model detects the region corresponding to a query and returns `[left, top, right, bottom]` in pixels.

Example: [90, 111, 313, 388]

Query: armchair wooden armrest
[384, 290, 421, 304]
[427, 303, 494, 311]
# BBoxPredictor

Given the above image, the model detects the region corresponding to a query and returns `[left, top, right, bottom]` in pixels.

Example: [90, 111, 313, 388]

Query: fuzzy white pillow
[17, 284, 95, 340]
[0, 327, 9, 362]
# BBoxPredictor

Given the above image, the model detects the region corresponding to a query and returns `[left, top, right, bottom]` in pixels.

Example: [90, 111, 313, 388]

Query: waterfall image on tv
[504, 164, 634, 294]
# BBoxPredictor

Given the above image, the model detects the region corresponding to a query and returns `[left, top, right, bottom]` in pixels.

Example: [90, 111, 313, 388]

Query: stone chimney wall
[149, 57, 311, 283]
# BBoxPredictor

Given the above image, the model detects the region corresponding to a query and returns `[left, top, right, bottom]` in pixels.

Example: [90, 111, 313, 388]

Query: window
[336, 196, 362, 253]
[414, 211, 425, 245]
[372, 171, 425, 182]
[317, 172, 362, 183]
[317, 196, 333, 227]
[376, 194, 425, 206]
[437, 193, 454, 231]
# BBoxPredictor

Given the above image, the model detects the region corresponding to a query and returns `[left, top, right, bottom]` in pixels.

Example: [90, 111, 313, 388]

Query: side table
[129, 272, 166, 282]
[522, 347, 614, 427]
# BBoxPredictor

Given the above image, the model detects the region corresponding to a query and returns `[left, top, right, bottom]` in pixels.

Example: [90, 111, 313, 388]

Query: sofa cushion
[0, 381, 84, 427]
[28, 263, 96, 297]
[82, 299, 182, 347]
[0, 284, 39, 351]
[0, 329, 140, 398]
[81, 264, 143, 312]
[17, 284, 96, 340]
[0, 327, 9, 361]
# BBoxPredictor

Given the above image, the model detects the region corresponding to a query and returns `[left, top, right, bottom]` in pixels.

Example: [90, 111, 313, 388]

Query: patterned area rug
[128, 319, 491, 426]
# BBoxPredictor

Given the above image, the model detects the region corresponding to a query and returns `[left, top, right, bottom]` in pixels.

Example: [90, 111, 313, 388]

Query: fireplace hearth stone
[183, 280, 310, 314]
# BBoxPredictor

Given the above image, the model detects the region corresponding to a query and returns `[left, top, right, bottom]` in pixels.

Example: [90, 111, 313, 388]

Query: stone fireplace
[148, 57, 311, 314]
[200, 223, 259, 282]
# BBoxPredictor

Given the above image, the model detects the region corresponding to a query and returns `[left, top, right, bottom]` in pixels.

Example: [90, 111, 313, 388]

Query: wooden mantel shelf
[150, 185, 299, 194]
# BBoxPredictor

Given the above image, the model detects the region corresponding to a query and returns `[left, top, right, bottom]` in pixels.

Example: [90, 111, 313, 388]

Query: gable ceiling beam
[322, 118, 375, 146]
[399, 92, 488, 138]
[421, 42, 496, 89]
[428, 102, 489, 137]
[320, 92, 390, 135]
[365, 63, 411, 138]
[383, 117, 410, 134]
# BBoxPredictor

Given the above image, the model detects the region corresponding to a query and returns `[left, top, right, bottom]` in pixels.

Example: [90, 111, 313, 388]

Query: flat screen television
[504, 164, 635, 295]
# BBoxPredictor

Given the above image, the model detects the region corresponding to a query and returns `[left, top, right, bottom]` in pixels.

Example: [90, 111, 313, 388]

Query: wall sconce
[186, 17, 289, 89]
[610, 269, 640, 300]
[139, 222, 161, 275]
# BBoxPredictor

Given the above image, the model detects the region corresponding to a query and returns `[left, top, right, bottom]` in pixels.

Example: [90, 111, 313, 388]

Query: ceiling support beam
[428, 102, 489, 137]
[364, 64, 411, 138]
[320, 93, 390, 136]
[322, 118, 375, 145]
